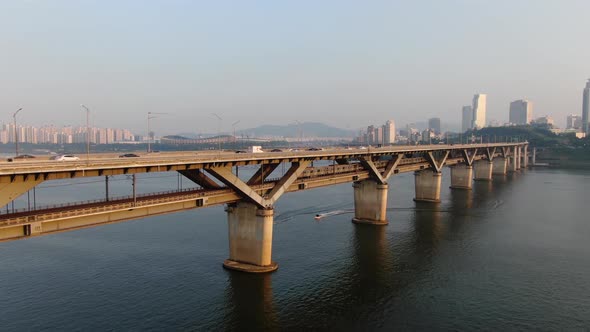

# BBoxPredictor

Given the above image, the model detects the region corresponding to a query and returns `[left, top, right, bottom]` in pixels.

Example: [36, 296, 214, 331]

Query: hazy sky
[1, 0, 589, 134]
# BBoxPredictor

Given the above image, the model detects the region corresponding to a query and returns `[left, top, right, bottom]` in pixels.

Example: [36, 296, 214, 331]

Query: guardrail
[0, 186, 205, 216]
[0, 188, 236, 227]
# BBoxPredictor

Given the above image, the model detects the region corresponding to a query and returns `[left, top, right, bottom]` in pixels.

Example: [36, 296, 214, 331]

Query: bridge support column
[414, 170, 442, 203]
[223, 202, 278, 273]
[352, 180, 388, 225]
[492, 157, 507, 175]
[473, 160, 493, 181]
[450, 165, 472, 190]
[515, 147, 521, 170]
[522, 145, 528, 168]
[509, 150, 518, 173]
[474, 160, 493, 181]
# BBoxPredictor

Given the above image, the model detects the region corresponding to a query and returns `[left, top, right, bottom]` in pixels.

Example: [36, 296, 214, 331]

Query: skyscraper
[383, 120, 396, 144]
[366, 125, 375, 145]
[583, 79, 590, 134]
[509, 99, 533, 125]
[462, 106, 473, 132]
[374, 126, 383, 145]
[428, 117, 441, 135]
[472, 94, 487, 129]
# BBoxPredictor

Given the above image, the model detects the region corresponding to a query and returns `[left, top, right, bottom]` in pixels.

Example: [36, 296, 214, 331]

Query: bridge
[0, 142, 529, 272]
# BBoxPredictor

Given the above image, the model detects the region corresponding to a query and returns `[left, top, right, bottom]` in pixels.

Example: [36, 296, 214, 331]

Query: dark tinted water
[1, 168, 589, 330]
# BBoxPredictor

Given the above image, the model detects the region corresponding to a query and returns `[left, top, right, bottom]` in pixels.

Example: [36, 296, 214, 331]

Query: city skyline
[0, 123, 135, 145]
[1, 1, 589, 132]
[2, 102, 584, 143]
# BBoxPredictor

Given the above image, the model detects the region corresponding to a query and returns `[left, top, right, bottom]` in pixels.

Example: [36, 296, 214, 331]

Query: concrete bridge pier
[450, 164, 473, 189]
[474, 160, 493, 181]
[352, 180, 389, 225]
[492, 157, 507, 175]
[515, 147, 521, 170]
[522, 145, 528, 168]
[414, 170, 442, 203]
[509, 150, 518, 173]
[223, 202, 278, 273]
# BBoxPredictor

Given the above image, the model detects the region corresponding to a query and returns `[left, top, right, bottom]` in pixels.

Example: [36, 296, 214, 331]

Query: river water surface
[1, 168, 589, 330]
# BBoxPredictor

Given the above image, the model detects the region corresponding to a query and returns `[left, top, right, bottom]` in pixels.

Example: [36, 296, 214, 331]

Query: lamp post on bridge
[147, 112, 168, 153]
[211, 113, 222, 152]
[12, 107, 22, 157]
[232, 120, 240, 145]
[80, 104, 90, 163]
[231, 120, 240, 148]
[295, 120, 303, 145]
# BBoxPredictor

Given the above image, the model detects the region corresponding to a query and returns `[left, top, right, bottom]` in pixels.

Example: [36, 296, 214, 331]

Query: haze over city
[1, 1, 589, 134]
[4, 2, 590, 331]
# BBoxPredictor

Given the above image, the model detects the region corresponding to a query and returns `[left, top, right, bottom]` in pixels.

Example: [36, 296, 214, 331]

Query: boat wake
[313, 209, 353, 221]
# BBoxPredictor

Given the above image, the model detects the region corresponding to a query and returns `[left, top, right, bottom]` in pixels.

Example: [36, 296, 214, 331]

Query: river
[1, 168, 589, 330]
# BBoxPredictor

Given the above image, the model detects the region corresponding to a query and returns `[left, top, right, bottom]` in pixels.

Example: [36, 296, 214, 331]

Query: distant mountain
[237, 122, 355, 138]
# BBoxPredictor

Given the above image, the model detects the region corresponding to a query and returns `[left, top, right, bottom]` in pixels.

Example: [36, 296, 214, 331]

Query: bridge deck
[0, 143, 520, 178]
[0, 143, 526, 241]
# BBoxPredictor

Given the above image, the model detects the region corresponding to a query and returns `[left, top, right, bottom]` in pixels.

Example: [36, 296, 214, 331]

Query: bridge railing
[0, 187, 237, 227]
[0, 186, 207, 216]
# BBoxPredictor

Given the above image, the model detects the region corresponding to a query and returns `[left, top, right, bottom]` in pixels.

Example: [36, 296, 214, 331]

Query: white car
[51, 154, 80, 161]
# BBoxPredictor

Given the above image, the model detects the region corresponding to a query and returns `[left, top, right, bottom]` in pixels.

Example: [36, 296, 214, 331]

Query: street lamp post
[211, 113, 222, 151]
[80, 104, 90, 162]
[147, 112, 168, 153]
[232, 120, 240, 145]
[295, 120, 303, 144]
[13, 107, 22, 156]
[147, 112, 153, 153]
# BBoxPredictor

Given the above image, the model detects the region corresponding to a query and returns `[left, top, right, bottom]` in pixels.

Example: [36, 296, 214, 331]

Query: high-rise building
[583, 79, 590, 134]
[374, 126, 383, 145]
[428, 117, 441, 135]
[383, 120, 396, 144]
[472, 94, 487, 129]
[366, 125, 375, 145]
[509, 99, 533, 125]
[567, 114, 583, 130]
[462, 106, 473, 132]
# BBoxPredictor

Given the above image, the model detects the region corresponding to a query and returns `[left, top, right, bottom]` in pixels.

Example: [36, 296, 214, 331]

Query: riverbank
[535, 147, 590, 169]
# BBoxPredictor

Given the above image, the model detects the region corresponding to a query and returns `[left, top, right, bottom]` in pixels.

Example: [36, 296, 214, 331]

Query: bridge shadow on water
[218, 172, 522, 330]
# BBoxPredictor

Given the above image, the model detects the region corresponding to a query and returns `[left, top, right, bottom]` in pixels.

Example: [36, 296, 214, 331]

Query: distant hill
[237, 122, 355, 138]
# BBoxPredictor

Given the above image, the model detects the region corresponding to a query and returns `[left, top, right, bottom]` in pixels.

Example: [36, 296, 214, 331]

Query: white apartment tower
[472, 94, 487, 129]
[462, 105, 473, 132]
[509, 99, 533, 125]
[383, 120, 396, 144]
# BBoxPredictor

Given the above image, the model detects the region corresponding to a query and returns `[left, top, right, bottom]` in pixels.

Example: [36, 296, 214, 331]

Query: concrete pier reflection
[224, 273, 277, 330]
